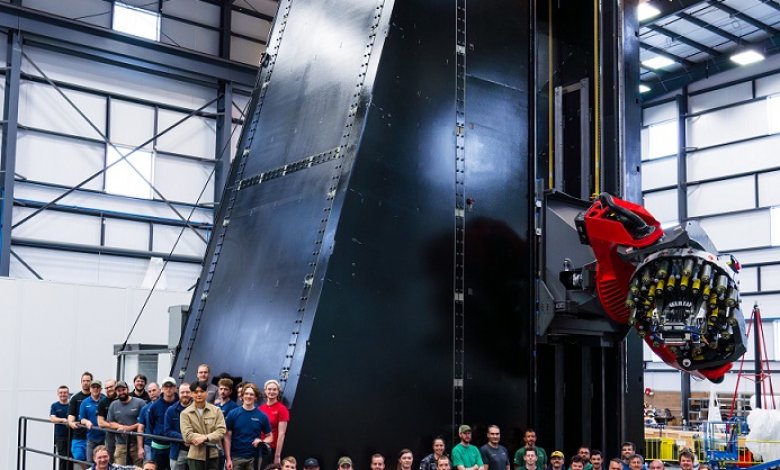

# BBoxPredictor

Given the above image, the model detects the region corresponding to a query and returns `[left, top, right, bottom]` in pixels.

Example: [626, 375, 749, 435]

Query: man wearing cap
[338, 457, 354, 470]
[164, 383, 192, 470]
[181, 381, 226, 469]
[451, 425, 483, 470]
[107, 381, 145, 465]
[97, 380, 118, 462]
[147, 377, 179, 470]
[480, 425, 510, 470]
[80, 380, 108, 464]
[514, 429, 547, 470]
[550, 451, 565, 470]
[304, 458, 320, 470]
[69, 371, 95, 466]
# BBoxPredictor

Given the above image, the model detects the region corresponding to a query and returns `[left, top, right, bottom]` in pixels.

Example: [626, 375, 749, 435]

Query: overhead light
[638, 3, 661, 22]
[639, 84, 651, 93]
[642, 56, 675, 70]
[730, 50, 765, 66]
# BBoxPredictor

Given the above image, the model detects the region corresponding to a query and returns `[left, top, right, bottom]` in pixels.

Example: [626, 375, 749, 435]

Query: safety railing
[645, 434, 780, 467]
[17, 415, 218, 470]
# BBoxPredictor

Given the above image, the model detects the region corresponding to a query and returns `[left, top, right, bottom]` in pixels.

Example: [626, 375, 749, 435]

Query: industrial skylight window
[112, 2, 161, 41]
[106, 145, 155, 199]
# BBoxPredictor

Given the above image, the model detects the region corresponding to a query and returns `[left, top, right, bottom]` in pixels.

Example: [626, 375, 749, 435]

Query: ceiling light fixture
[638, 3, 661, 22]
[642, 56, 675, 70]
[730, 50, 765, 66]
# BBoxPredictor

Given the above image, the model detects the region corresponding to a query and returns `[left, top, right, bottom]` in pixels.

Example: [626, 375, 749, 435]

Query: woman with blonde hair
[260, 379, 290, 464]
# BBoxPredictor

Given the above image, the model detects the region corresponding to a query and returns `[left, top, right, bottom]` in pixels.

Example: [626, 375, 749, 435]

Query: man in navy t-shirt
[224, 383, 272, 470]
[50, 385, 71, 470]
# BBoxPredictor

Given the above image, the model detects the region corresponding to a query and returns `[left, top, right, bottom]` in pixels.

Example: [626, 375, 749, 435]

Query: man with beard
[97, 380, 118, 462]
[514, 429, 547, 470]
[164, 383, 192, 469]
[107, 381, 145, 465]
[217, 378, 238, 415]
[131, 375, 151, 402]
[451, 425, 483, 470]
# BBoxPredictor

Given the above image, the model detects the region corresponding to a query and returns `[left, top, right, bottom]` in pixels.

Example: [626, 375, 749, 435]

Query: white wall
[0, 278, 192, 469]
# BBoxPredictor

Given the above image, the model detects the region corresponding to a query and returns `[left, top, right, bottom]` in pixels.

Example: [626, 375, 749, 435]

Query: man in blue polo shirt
[50, 385, 71, 470]
[79, 380, 107, 464]
[224, 383, 272, 470]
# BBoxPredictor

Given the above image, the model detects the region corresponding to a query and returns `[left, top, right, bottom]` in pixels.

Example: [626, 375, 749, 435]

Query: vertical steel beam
[214, 0, 234, 203]
[215, 81, 233, 202]
[580, 78, 591, 199]
[580, 346, 592, 445]
[681, 371, 691, 427]
[554, 344, 564, 450]
[0, 32, 21, 276]
[676, 88, 689, 223]
[754, 312, 762, 409]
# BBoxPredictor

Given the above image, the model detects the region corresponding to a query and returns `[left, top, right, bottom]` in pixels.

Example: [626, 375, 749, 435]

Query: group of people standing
[49, 365, 289, 470]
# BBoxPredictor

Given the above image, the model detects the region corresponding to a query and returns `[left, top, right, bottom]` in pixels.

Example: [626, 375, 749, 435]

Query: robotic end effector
[578, 193, 747, 383]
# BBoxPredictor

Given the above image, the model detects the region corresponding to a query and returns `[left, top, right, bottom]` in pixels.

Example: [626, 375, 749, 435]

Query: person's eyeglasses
[341, 465, 352, 468]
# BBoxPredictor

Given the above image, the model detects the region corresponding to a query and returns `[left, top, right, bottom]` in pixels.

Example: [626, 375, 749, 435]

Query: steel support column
[681, 371, 691, 427]
[0, 32, 22, 276]
[214, 0, 234, 202]
[215, 83, 233, 202]
[677, 88, 689, 222]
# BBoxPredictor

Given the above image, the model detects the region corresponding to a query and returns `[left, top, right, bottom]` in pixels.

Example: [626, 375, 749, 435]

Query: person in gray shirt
[107, 381, 145, 466]
[479, 426, 510, 470]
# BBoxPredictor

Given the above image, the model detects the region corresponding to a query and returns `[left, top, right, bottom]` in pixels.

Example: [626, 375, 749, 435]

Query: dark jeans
[153, 445, 172, 470]
[187, 459, 219, 470]
[54, 438, 69, 470]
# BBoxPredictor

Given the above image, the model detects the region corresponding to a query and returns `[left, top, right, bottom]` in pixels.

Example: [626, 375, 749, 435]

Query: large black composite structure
[173, 0, 642, 464]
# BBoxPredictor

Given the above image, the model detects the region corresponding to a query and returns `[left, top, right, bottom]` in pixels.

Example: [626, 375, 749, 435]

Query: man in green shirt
[451, 425, 483, 470]
[513, 429, 547, 470]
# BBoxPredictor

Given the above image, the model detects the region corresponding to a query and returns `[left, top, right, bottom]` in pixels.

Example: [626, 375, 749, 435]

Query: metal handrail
[17, 415, 219, 470]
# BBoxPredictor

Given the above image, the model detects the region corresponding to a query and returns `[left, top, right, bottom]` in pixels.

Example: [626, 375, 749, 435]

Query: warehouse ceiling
[639, 0, 780, 99]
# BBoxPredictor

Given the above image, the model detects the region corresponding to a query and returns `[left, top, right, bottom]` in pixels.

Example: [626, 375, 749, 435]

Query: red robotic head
[578, 194, 746, 383]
